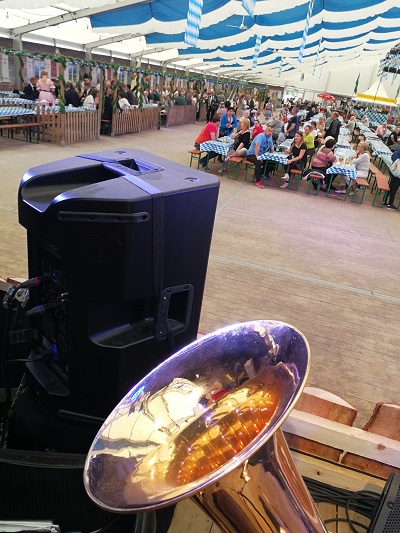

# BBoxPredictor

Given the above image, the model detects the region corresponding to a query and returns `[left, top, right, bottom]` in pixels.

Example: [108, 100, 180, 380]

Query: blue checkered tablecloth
[355, 111, 387, 124]
[0, 107, 36, 117]
[200, 138, 234, 155]
[373, 149, 392, 157]
[327, 165, 356, 178]
[339, 127, 350, 135]
[369, 139, 391, 153]
[335, 147, 356, 157]
[336, 142, 351, 149]
[1, 98, 37, 105]
[258, 152, 288, 164]
[380, 154, 393, 169]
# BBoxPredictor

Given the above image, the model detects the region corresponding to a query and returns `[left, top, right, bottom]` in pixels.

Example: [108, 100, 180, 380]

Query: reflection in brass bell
[84, 320, 328, 533]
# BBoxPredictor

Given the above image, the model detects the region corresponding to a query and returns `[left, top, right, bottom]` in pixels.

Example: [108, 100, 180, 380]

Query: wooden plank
[342, 402, 400, 477]
[283, 409, 400, 468]
[291, 450, 385, 493]
[285, 388, 357, 461]
[316, 503, 338, 533]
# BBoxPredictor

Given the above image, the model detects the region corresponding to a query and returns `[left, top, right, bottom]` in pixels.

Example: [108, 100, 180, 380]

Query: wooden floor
[1, 126, 400, 431]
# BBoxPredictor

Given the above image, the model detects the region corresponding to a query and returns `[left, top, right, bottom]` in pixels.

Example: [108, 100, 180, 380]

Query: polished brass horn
[84, 320, 328, 533]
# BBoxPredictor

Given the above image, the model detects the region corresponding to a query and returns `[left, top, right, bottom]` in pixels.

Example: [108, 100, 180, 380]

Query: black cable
[324, 517, 368, 531]
[304, 477, 381, 531]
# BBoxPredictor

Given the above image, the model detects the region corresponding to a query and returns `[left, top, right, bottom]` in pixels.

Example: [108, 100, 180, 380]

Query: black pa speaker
[17, 149, 219, 427]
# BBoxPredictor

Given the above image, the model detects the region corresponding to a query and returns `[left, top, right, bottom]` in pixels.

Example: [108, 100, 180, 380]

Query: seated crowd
[192, 95, 400, 207]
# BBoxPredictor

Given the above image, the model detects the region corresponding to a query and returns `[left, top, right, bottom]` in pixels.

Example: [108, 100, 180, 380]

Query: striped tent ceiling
[1, 0, 400, 85]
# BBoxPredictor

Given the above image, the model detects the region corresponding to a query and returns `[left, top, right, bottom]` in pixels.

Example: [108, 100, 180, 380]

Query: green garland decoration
[101, 68, 106, 116]
[138, 74, 145, 110]
[1, 48, 264, 91]
[58, 72, 67, 114]
[76, 66, 83, 93]
[111, 74, 120, 114]
[17, 55, 24, 87]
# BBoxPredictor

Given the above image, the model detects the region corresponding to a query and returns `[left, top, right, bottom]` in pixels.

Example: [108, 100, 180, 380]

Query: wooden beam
[11, 0, 152, 37]
[291, 450, 386, 494]
[85, 33, 141, 51]
[283, 409, 400, 468]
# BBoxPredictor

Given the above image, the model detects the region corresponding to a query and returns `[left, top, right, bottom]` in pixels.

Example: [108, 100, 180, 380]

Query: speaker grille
[383, 481, 400, 532]
[368, 473, 400, 533]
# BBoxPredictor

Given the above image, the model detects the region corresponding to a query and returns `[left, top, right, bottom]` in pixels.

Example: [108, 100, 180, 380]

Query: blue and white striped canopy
[90, 0, 400, 81]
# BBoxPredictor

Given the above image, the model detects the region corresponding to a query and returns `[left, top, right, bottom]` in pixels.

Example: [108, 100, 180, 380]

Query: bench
[371, 172, 390, 207]
[188, 149, 203, 169]
[347, 176, 369, 204]
[243, 159, 255, 181]
[305, 171, 326, 196]
[0, 122, 43, 143]
[227, 155, 244, 180]
[280, 168, 302, 191]
[368, 162, 380, 183]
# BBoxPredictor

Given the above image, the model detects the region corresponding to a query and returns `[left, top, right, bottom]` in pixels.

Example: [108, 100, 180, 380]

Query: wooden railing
[37, 106, 99, 145]
[198, 103, 207, 122]
[111, 107, 159, 136]
[63, 109, 99, 145]
[165, 105, 196, 127]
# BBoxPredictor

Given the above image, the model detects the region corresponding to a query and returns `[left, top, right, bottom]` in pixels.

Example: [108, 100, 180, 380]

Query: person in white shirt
[83, 88, 99, 107]
[336, 141, 370, 195]
[117, 91, 131, 110]
[361, 114, 369, 128]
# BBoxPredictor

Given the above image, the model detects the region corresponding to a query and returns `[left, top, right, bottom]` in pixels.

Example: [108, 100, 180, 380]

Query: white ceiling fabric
[0, 0, 399, 89]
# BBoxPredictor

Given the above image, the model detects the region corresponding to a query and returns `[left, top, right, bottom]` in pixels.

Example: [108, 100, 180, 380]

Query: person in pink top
[37, 70, 55, 106]
[375, 122, 387, 139]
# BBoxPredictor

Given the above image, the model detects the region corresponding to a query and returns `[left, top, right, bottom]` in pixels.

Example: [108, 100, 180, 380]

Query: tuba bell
[84, 320, 328, 533]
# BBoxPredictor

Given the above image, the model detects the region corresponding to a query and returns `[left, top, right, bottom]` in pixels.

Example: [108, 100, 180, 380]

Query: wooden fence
[198, 103, 207, 122]
[165, 105, 196, 127]
[111, 107, 159, 136]
[37, 107, 99, 145]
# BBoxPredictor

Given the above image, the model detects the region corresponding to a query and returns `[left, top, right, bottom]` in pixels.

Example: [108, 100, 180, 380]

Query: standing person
[325, 111, 341, 142]
[246, 125, 275, 189]
[194, 115, 221, 171]
[285, 107, 300, 139]
[361, 114, 370, 128]
[65, 81, 81, 107]
[264, 97, 274, 119]
[270, 113, 284, 141]
[23, 77, 39, 101]
[79, 80, 91, 105]
[280, 131, 307, 188]
[345, 114, 356, 135]
[236, 94, 247, 120]
[248, 95, 255, 110]
[385, 146, 400, 209]
[206, 91, 218, 122]
[37, 70, 55, 105]
[303, 125, 316, 160]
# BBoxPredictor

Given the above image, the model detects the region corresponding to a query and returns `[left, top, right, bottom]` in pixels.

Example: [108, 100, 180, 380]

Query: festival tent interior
[352, 78, 399, 107]
[0, 0, 400, 99]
